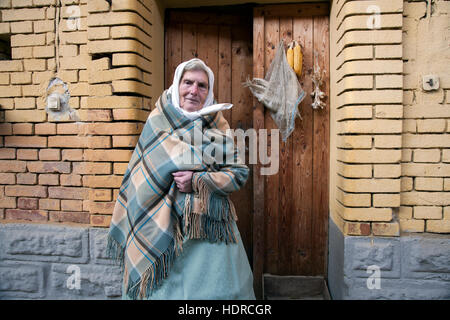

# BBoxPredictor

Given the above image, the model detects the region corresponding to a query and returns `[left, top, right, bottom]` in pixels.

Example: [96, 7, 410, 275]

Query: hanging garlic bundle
[311, 51, 326, 109]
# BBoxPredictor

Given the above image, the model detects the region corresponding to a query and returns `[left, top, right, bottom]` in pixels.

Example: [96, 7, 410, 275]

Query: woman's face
[179, 70, 209, 112]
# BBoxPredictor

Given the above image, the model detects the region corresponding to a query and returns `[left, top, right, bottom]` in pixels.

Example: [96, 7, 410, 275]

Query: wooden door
[252, 2, 330, 296]
[164, 7, 254, 261]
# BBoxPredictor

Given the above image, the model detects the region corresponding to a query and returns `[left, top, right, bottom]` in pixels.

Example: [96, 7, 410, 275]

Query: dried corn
[287, 42, 294, 69]
[293, 41, 302, 77]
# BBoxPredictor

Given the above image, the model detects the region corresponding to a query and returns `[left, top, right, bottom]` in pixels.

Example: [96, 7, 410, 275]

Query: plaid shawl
[107, 90, 249, 299]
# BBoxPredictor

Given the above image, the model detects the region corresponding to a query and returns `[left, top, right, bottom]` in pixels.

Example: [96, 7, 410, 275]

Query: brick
[48, 136, 111, 149]
[417, 119, 447, 133]
[426, 219, 450, 233]
[444, 150, 450, 163]
[372, 221, 400, 236]
[27, 161, 70, 174]
[32, 45, 55, 58]
[0, 60, 23, 72]
[61, 199, 83, 211]
[338, 149, 401, 163]
[72, 162, 111, 174]
[89, 188, 112, 201]
[10, 21, 33, 33]
[413, 149, 441, 163]
[39, 149, 61, 161]
[48, 187, 89, 200]
[375, 45, 403, 59]
[343, 221, 371, 236]
[18, 197, 38, 210]
[60, 54, 91, 70]
[5, 209, 48, 221]
[87, 201, 115, 214]
[90, 214, 111, 227]
[337, 189, 371, 207]
[83, 175, 123, 188]
[5, 185, 47, 197]
[12, 123, 33, 135]
[5, 136, 46, 148]
[402, 192, 450, 206]
[0, 160, 27, 173]
[337, 202, 393, 222]
[62, 149, 83, 161]
[14, 97, 36, 109]
[49, 211, 90, 224]
[35, 123, 56, 135]
[87, 26, 110, 40]
[17, 149, 38, 160]
[60, 174, 82, 186]
[84, 149, 133, 162]
[415, 177, 443, 191]
[85, 96, 141, 109]
[399, 219, 424, 232]
[339, 120, 402, 134]
[87, 0, 110, 12]
[33, 20, 54, 33]
[402, 163, 450, 177]
[401, 177, 413, 192]
[86, 122, 143, 135]
[89, 83, 112, 96]
[60, 31, 87, 45]
[16, 173, 37, 185]
[337, 176, 400, 193]
[399, 206, 413, 219]
[373, 193, 400, 207]
[113, 162, 128, 175]
[0, 173, 15, 184]
[12, 47, 33, 59]
[11, 72, 32, 85]
[374, 105, 403, 119]
[0, 193, 17, 208]
[112, 109, 149, 121]
[374, 135, 402, 148]
[59, 45, 78, 57]
[11, 34, 46, 47]
[88, 39, 145, 55]
[4, 110, 46, 122]
[374, 164, 401, 178]
[0, 73, 9, 85]
[0, 85, 22, 97]
[404, 104, 449, 119]
[112, 80, 151, 97]
[39, 198, 60, 211]
[414, 206, 442, 219]
[0, 148, 15, 159]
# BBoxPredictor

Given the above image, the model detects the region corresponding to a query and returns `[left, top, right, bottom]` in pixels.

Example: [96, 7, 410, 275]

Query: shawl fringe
[184, 178, 237, 244]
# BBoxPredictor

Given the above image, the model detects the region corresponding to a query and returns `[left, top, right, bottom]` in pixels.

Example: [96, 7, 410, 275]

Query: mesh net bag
[244, 39, 305, 142]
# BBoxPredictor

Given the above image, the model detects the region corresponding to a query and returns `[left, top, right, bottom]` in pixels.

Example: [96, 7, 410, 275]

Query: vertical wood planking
[263, 16, 280, 274]
[231, 24, 254, 262]
[252, 7, 265, 300]
[292, 17, 314, 275]
[278, 17, 294, 275]
[182, 23, 197, 61]
[165, 20, 182, 89]
[218, 25, 232, 125]
[312, 15, 329, 275]
[197, 25, 219, 99]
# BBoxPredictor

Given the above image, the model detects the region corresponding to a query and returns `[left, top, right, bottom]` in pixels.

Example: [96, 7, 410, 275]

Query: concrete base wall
[327, 219, 450, 300]
[0, 223, 122, 299]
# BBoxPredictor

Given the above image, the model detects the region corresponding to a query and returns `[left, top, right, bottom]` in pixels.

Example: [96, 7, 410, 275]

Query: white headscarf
[168, 58, 232, 120]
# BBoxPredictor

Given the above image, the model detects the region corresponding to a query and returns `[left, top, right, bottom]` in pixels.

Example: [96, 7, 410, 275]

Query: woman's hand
[172, 171, 194, 193]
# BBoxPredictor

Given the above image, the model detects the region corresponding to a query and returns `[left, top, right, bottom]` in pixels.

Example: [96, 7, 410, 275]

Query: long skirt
[122, 221, 255, 300]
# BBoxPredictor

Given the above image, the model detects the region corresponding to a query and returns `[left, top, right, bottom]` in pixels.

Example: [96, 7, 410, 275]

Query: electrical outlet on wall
[422, 75, 439, 91]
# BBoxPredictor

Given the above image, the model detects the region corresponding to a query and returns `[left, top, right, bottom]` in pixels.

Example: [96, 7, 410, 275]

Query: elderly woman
[107, 58, 255, 300]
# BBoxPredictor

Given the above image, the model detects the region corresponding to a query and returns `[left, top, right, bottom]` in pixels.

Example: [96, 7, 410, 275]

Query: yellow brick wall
[0, 0, 158, 227]
[400, 0, 450, 233]
[330, 0, 449, 236]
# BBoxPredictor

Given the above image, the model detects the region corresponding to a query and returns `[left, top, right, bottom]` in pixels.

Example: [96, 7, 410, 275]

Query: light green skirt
[122, 222, 255, 300]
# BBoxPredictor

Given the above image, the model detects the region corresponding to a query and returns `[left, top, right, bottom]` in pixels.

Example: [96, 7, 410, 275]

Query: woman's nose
[189, 83, 199, 95]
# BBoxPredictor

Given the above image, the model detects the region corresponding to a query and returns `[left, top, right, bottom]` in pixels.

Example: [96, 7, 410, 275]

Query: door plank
[277, 17, 294, 275]
[218, 25, 232, 125]
[197, 24, 219, 98]
[165, 22, 182, 89]
[292, 17, 314, 275]
[263, 16, 280, 274]
[311, 15, 330, 275]
[252, 8, 265, 300]
[182, 23, 197, 61]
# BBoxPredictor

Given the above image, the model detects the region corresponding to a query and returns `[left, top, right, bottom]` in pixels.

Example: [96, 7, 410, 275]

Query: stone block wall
[0, 223, 122, 299]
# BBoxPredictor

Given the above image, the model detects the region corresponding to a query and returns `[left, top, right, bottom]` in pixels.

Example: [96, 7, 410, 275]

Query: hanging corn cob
[293, 41, 302, 77]
[286, 41, 303, 77]
[287, 42, 294, 69]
